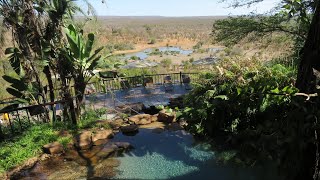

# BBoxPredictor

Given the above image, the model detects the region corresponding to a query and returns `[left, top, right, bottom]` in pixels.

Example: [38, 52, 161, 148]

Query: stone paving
[84, 84, 192, 109]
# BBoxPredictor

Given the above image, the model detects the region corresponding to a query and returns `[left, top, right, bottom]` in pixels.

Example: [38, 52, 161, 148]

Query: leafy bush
[184, 57, 297, 134]
[79, 108, 109, 129]
[149, 38, 156, 44]
[118, 68, 153, 77]
[97, 55, 124, 69]
[181, 57, 320, 178]
[130, 56, 140, 60]
[160, 58, 172, 67]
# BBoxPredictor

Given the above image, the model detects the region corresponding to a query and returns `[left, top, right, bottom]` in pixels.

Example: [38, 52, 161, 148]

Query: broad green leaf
[85, 33, 95, 57]
[237, 87, 242, 95]
[87, 47, 104, 63]
[5, 47, 15, 54]
[214, 95, 228, 100]
[1, 104, 19, 112]
[6, 47, 23, 75]
[2, 75, 20, 85]
[271, 87, 280, 94]
[6, 87, 23, 98]
[87, 56, 101, 71]
[205, 90, 216, 98]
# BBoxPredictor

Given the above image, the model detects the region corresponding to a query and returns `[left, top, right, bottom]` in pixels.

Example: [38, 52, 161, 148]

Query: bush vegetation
[181, 1, 320, 179]
[180, 57, 316, 179]
[0, 124, 59, 173]
[0, 107, 109, 173]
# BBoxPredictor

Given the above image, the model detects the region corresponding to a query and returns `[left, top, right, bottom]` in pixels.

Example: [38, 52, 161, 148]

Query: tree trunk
[43, 66, 55, 102]
[296, 2, 320, 93]
[74, 79, 86, 121]
[296, 2, 320, 180]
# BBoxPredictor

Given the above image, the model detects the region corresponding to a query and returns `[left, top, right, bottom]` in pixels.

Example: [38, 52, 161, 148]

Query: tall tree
[296, 1, 320, 92]
[61, 24, 104, 121]
[0, 0, 104, 123]
[217, 0, 319, 93]
[215, 0, 320, 179]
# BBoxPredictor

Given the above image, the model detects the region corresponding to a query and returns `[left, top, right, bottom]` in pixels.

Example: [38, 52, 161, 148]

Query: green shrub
[118, 68, 153, 77]
[149, 38, 156, 44]
[130, 56, 140, 60]
[181, 57, 320, 179]
[79, 108, 108, 129]
[160, 58, 172, 67]
[183, 58, 297, 136]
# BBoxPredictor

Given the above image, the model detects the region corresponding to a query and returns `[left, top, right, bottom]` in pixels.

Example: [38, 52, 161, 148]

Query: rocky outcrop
[96, 144, 119, 159]
[129, 114, 152, 125]
[158, 110, 176, 123]
[128, 114, 159, 125]
[139, 122, 165, 129]
[151, 114, 158, 122]
[74, 131, 93, 150]
[5, 157, 39, 180]
[74, 129, 114, 150]
[43, 142, 64, 155]
[92, 130, 114, 146]
[64, 141, 132, 166]
[107, 119, 125, 129]
[113, 142, 131, 149]
[120, 124, 139, 134]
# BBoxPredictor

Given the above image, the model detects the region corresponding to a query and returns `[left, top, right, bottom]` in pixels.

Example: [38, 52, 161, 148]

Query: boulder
[167, 122, 184, 131]
[74, 131, 93, 150]
[6, 157, 39, 179]
[112, 142, 132, 149]
[158, 110, 176, 123]
[139, 122, 165, 129]
[96, 144, 118, 158]
[43, 142, 64, 155]
[150, 114, 158, 122]
[93, 139, 109, 146]
[128, 114, 153, 125]
[92, 130, 114, 144]
[138, 118, 151, 125]
[120, 124, 139, 134]
[107, 119, 124, 129]
[128, 116, 140, 124]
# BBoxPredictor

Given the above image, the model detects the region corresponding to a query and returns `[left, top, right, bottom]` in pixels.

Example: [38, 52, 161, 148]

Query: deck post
[16, 111, 22, 131]
[8, 113, 14, 134]
[180, 71, 183, 85]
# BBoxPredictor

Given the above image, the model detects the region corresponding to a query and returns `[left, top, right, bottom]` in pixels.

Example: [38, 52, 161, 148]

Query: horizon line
[75, 15, 231, 18]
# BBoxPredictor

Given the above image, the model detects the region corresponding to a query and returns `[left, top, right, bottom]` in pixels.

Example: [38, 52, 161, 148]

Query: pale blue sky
[79, 0, 281, 17]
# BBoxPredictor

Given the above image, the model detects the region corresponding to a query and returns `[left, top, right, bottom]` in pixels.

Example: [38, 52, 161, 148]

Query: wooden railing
[100, 72, 199, 91]
[0, 72, 199, 139]
[0, 99, 70, 140]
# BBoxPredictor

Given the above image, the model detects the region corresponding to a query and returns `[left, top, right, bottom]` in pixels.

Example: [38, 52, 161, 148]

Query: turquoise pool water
[112, 129, 280, 180]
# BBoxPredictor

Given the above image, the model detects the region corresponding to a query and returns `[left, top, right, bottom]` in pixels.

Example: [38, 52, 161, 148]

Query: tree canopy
[214, 0, 320, 93]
